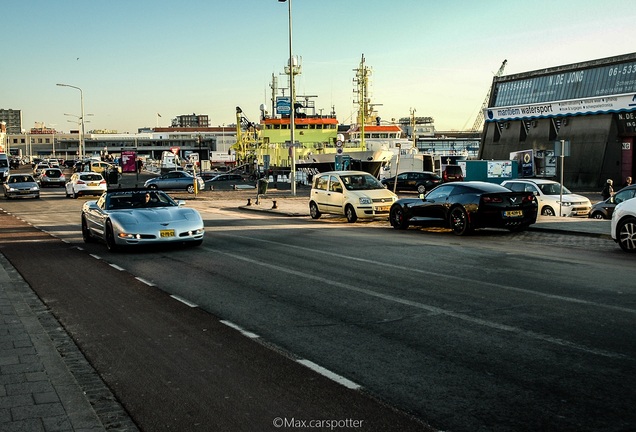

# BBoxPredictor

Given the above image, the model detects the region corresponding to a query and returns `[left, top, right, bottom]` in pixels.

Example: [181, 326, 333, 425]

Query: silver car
[81, 189, 204, 252]
[3, 174, 40, 199]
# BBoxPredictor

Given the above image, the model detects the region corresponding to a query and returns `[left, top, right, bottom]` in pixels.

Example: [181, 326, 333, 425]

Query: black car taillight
[483, 196, 503, 203]
[522, 194, 535, 202]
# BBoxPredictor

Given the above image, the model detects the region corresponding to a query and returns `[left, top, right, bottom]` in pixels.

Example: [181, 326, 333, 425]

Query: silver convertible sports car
[81, 189, 205, 252]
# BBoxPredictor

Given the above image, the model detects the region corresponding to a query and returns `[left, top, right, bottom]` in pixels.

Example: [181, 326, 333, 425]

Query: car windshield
[341, 174, 384, 191]
[9, 175, 34, 183]
[106, 190, 177, 209]
[539, 183, 572, 195]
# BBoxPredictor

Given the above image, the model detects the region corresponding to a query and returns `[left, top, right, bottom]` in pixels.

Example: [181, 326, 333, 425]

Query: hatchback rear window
[80, 174, 103, 181]
[45, 170, 61, 177]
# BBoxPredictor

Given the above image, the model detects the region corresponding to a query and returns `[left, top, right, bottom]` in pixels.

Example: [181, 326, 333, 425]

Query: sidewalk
[0, 254, 138, 432]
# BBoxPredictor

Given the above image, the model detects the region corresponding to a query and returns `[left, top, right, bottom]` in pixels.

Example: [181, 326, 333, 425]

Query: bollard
[246, 198, 252, 206]
[272, 200, 278, 209]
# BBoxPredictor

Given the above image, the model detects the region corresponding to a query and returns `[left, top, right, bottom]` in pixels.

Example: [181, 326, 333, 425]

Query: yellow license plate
[376, 206, 390, 212]
[504, 210, 523, 217]
[160, 230, 175, 238]
[89, 183, 98, 186]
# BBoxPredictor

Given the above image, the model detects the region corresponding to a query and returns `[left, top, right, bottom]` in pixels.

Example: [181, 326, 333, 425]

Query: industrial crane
[471, 59, 507, 131]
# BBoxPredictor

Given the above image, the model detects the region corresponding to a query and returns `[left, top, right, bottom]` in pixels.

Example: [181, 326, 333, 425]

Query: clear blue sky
[4, 0, 636, 133]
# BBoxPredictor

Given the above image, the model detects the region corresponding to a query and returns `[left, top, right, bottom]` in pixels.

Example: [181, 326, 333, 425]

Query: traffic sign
[336, 140, 343, 148]
[170, 146, 180, 155]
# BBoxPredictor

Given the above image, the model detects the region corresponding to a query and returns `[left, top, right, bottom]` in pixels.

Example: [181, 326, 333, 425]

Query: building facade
[480, 52, 636, 188]
[0, 109, 23, 134]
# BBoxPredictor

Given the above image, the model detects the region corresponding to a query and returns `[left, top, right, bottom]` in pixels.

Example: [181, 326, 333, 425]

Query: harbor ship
[233, 55, 401, 180]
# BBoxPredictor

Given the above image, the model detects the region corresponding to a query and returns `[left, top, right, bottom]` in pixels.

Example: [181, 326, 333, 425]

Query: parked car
[611, 197, 636, 252]
[89, 161, 122, 174]
[0, 153, 9, 183]
[309, 171, 398, 223]
[81, 189, 204, 252]
[389, 181, 538, 235]
[589, 185, 636, 219]
[381, 171, 442, 194]
[65, 172, 108, 198]
[3, 174, 40, 199]
[144, 171, 205, 194]
[208, 173, 248, 182]
[38, 168, 66, 187]
[500, 179, 591, 217]
[440, 164, 464, 183]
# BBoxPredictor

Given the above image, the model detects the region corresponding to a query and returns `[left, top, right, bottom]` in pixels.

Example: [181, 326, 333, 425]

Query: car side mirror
[177, 200, 186, 206]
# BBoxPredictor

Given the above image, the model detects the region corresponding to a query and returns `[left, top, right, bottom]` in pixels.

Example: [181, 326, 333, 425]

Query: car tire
[81, 216, 97, 243]
[449, 206, 473, 236]
[417, 184, 426, 194]
[309, 202, 321, 219]
[390, 205, 409, 230]
[345, 204, 358, 223]
[541, 206, 555, 216]
[105, 221, 120, 253]
[591, 212, 605, 219]
[617, 217, 636, 252]
[186, 184, 195, 194]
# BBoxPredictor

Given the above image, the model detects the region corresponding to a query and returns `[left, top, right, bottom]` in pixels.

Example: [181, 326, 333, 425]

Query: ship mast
[353, 54, 373, 151]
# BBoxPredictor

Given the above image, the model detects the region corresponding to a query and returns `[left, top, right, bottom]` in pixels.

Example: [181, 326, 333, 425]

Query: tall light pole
[279, 0, 296, 196]
[49, 124, 57, 158]
[57, 84, 85, 159]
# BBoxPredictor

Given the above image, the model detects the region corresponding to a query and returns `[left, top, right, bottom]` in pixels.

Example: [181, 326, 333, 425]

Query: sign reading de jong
[276, 97, 291, 115]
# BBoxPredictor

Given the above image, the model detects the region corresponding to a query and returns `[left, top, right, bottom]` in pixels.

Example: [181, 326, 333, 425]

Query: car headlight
[359, 197, 372, 205]
[559, 202, 572, 206]
[30, 186, 38, 191]
[7, 187, 16, 192]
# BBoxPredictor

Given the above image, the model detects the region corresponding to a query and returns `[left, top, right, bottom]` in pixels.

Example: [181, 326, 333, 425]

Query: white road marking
[297, 359, 361, 390]
[109, 264, 125, 271]
[135, 277, 155, 287]
[170, 295, 198, 308]
[219, 320, 260, 339]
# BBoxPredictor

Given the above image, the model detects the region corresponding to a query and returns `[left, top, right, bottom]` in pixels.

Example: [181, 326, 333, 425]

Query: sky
[4, 0, 636, 134]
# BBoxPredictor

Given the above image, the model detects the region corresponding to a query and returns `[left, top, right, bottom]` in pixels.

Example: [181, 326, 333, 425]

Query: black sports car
[389, 181, 538, 235]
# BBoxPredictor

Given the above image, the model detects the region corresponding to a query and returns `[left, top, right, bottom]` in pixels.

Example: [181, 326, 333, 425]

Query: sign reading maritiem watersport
[485, 93, 636, 123]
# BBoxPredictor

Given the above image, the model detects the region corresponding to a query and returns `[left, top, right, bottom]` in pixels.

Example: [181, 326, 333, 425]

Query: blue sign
[276, 97, 291, 115]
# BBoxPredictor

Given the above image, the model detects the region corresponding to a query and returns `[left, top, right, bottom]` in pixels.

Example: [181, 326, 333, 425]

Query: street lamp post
[57, 84, 85, 159]
[279, 0, 296, 196]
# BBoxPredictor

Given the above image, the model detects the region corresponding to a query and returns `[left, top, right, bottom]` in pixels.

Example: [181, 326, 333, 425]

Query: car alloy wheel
[345, 204, 358, 223]
[541, 206, 555, 216]
[390, 206, 409, 230]
[591, 212, 605, 219]
[617, 217, 636, 252]
[309, 202, 321, 219]
[449, 206, 472, 236]
[417, 184, 426, 194]
[187, 184, 195, 194]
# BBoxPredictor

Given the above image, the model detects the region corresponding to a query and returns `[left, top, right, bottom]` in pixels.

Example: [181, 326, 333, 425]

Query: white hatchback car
[611, 197, 636, 252]
[501, 179, 591, 217]
[65, 172, 107, 199]
[309, 171, 398, 223]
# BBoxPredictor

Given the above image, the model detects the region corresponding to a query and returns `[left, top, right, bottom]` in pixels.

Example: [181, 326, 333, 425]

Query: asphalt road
[1, 184, 635, 432]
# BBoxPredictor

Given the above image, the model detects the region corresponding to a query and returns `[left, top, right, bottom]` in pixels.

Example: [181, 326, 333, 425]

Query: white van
[0, 153, 10, 183]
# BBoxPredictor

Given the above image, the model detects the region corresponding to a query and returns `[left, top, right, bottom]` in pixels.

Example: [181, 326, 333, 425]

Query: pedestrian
[601, 179, 614, 201]
[622, 176, 632, 189]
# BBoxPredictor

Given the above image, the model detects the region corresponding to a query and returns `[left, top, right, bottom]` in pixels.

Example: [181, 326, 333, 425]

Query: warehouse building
[479, 52, 636, 188]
